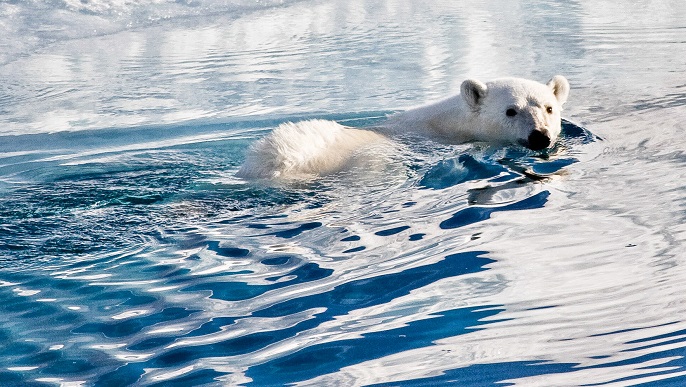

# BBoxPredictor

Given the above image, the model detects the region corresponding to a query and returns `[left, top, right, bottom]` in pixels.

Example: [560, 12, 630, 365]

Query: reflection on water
[1, 0, 686, 385]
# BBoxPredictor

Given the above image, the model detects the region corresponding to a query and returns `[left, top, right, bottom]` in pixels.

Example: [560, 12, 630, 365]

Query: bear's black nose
[527, 130, 551, 150]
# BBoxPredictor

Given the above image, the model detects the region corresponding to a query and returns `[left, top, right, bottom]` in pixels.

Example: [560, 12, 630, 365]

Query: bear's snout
[526, 129, 551, 150]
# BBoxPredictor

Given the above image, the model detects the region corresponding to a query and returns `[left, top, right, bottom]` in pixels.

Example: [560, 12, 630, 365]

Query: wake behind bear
[237, 75, 570, 180]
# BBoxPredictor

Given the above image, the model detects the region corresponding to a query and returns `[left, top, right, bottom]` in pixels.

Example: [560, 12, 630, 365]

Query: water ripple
[2, 0, 686, 385]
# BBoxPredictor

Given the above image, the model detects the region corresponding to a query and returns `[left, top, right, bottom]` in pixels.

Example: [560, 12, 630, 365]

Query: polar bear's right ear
[547, 75, 570, 105]
[461, 79, 488, 111]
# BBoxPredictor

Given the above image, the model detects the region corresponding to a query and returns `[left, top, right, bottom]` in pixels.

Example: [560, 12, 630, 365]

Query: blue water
[2, 0, 686, 386]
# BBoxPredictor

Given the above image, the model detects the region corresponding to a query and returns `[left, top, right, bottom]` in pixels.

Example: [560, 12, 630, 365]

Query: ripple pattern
[2, 0, 686, 385]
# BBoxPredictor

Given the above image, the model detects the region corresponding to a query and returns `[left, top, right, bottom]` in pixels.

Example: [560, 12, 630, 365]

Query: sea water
[1, 0, 685, 385]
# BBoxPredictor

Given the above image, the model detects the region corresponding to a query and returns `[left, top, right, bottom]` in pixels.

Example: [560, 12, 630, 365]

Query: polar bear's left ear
[461, 79, 488, 111]
[547, 75, 570, 105]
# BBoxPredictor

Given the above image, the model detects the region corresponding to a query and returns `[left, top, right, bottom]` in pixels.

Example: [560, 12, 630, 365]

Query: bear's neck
[383, 95, 481, 143]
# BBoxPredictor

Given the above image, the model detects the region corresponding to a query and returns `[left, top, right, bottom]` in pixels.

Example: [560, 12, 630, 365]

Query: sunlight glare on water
[0, 0, 685, 385]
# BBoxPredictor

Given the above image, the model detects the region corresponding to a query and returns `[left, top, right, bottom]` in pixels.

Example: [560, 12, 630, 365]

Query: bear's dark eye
[546, 106, 553, 114]
[506, 108, 517, 117]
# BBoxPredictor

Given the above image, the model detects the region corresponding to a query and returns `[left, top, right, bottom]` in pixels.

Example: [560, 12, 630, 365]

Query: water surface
[1, 0, 685, 385]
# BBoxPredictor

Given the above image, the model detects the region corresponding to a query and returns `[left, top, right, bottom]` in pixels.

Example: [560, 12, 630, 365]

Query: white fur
[236, 119, 388, 179]
[237, 76, 570, 180]
[383, 76, 569, 145]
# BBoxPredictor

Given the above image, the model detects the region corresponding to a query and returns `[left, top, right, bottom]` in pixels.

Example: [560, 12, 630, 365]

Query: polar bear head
[461, 76, 570, 150]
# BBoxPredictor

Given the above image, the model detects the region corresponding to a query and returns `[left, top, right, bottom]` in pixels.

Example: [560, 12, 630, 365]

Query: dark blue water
[2, 0, 686, 385]
[0, 118, 604, 385]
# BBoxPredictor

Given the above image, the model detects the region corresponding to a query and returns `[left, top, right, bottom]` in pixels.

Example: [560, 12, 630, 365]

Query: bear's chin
[518, 138, 552, 151]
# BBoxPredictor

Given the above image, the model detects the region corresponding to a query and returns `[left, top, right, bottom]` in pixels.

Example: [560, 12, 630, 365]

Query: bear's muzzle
[525, 129, 552, 150]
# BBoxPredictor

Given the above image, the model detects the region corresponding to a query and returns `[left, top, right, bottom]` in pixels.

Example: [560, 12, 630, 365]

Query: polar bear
[237, 75, 570, 179]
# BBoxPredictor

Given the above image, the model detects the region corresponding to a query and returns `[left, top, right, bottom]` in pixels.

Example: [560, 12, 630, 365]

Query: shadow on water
[252, 252, 494, 319]
[4, 0, 686, 384]
[182, 260, 333, 302]
[0, 114, 606, 385]
[419, 119, 599, 191]
[440, 191, 551, 230]
[247, 306, 505, 386]
[412, 120, 596, 230]
[241, 251, 498, 385]
[73, 251, 497, 385]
